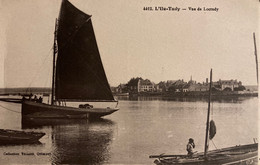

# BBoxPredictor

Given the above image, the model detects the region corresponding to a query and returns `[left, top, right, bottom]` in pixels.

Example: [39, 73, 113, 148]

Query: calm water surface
[0, 96, 258, 164]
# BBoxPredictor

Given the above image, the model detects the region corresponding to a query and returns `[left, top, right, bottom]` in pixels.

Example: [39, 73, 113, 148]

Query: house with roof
[125, 77, 156, 93]
[215, 79, 242, 91]
[166, 80, 184, 91]
[138, 79, 155, 92]
[157, 81, 167, 92]
[188, 83, 209, 92]
[127, 77, 142, 93]
[168, 79, 187, 93]
[116, 83, 128, 93]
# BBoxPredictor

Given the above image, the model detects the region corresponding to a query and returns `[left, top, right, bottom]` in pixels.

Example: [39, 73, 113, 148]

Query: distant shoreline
[115, 91, 258, 98]
[0, 87, 51, 95]
[0, 87, 258, 99]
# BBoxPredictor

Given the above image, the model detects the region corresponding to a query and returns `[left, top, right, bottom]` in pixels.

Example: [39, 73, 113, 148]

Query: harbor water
[0, 96, 258, 164]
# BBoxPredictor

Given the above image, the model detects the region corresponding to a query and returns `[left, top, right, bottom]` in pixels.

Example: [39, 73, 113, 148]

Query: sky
[0, 0, 259, 88]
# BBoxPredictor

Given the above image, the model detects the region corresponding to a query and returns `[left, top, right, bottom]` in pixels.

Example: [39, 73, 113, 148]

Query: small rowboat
[0, 129, 45, 144]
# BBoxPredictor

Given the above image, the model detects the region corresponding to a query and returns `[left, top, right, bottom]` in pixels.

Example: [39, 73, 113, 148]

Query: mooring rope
[0, 104, 20, 113]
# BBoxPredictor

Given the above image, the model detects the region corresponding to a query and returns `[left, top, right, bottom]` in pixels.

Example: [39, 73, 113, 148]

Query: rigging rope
[43, 51, 53, 88]
[211, 139, 218, 150]
[26, 47, 53, 92]
[0, 104, 20, 113]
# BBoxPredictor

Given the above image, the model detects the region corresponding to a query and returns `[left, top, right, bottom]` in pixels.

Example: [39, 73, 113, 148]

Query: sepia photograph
[0, 0, 259, 164]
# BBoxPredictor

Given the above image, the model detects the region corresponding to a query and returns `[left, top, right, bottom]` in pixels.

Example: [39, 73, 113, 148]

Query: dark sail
[55, 0, 114, 101]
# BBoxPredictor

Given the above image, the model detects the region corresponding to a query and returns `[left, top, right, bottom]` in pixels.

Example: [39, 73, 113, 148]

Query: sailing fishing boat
[22, 0, 119, 119]
[149, 69, 258, 165]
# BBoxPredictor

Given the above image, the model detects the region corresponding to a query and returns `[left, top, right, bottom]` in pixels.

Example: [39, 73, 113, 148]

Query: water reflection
[22, 118, 93, 129]
[22, 118, 115, 164]
[51, 119, 114, 164]
[0, 97, 257, 164]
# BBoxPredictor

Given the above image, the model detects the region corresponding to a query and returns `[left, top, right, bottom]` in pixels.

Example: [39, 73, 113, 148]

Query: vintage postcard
[0, 0, 258, 164]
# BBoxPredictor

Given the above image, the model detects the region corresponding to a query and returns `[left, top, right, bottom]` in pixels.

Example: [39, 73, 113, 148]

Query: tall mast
[253, 33, 258, 85]
[204, 69, 212, 158]
[51, 19, 58, 105]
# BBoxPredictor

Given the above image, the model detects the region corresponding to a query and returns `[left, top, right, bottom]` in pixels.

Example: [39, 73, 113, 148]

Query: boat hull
[0, 129, 45, 144]
[22, 100, 118, 119]
[152, 143, 258, 165]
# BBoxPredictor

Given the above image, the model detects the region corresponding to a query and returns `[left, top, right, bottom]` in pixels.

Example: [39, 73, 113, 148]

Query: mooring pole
[204, 69, 212, 158]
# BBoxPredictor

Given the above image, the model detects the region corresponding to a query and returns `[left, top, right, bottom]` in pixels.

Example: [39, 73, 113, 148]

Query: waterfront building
[158, 80, 179, 92]
[138, 79, 155, 92]
[168, 80, 187, 93]
[188, 83, 209, 92]
[125, 77, 155, 93]
[126, 77, 142, 93]
[116, 84, 128, 93]
[119, 77, 245, 94]
[156, 81, 166, 92]
[215, 79, 242, 91]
